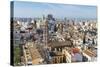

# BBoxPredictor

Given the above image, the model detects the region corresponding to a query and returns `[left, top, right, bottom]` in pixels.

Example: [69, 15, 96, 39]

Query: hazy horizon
[12, 1, 97, 19]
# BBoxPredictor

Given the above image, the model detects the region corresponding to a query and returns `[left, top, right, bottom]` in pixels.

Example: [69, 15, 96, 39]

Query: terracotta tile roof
[27, 42, 43, 64]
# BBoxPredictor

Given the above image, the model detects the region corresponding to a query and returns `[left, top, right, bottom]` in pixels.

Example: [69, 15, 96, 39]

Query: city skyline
[13, 1, 97, 19]
[11, 1, 97, 66]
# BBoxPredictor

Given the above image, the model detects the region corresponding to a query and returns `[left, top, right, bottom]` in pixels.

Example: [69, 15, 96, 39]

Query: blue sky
[13, 1, 97, 19]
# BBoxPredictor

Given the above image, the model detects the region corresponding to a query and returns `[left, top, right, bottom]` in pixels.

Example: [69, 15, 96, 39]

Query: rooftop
[83, 49, 96, 57]
[48, 40, 73, 48]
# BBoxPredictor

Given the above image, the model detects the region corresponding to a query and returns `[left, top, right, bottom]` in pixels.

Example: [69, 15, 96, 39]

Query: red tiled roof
[71, 48, 80, 53]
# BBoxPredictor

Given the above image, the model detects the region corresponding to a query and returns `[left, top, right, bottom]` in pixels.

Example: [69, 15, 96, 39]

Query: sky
[13, 1, 97, 19]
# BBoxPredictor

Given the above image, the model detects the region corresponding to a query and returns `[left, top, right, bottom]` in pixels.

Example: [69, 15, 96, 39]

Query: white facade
[62, 49, 71, 63]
